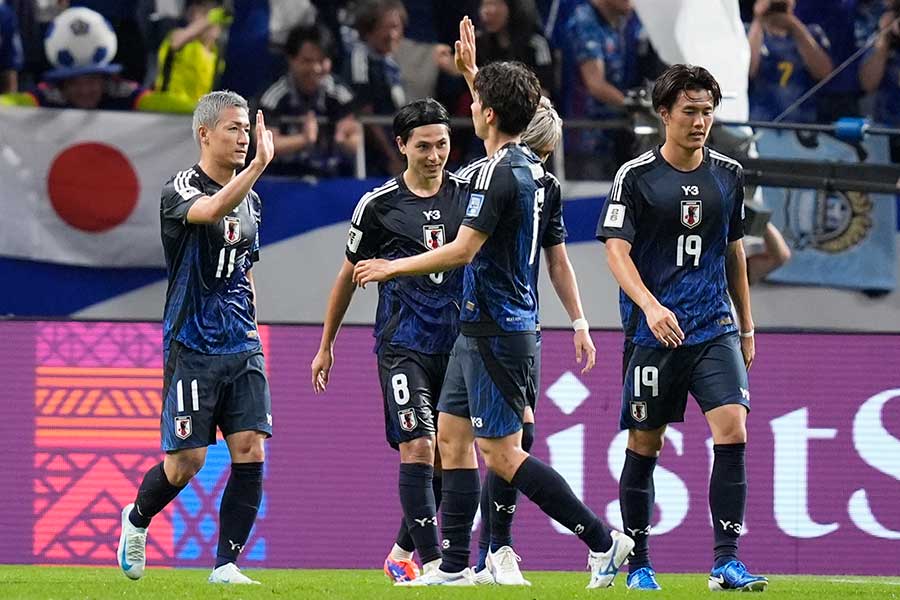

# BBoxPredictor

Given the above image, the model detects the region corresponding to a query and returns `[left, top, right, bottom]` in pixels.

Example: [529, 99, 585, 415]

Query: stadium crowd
[2, 0, 899, 175]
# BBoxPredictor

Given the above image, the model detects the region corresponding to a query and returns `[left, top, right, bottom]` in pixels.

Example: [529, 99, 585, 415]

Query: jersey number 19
[676, 234, 702, 267]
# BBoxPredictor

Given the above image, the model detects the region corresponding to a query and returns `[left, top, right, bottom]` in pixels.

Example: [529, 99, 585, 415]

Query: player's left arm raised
[726, 240, 755, 369]
[353, 225, 487, 287]
[544, 243, 596, 373]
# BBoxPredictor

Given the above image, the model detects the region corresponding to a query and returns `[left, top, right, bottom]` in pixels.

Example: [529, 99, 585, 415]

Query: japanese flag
[0, 106, 197, 267]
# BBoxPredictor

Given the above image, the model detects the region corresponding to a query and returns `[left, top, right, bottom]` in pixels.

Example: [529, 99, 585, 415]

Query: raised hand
[454, 16, 477, 80]
[252, 109, 275, 168]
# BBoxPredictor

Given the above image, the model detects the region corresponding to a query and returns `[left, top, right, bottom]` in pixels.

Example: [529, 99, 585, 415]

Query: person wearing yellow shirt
[155, 0, 232, 104]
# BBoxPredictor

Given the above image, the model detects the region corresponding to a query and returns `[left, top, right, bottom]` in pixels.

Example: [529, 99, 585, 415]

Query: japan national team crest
[681, 201, 702, 229]
[174, 415, 193, 439]
[399, 408, 418, 432]
[223, 216, 241, 245]
[630, 401, 648, 423]
[423, 224, 445, 250]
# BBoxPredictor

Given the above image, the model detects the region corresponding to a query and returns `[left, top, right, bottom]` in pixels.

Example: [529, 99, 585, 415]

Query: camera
[766, 1, 789, 14]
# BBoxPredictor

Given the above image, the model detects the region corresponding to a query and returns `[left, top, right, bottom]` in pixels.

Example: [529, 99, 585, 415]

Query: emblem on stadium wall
[680, 200, 702, 229]
[784, 189, 872, 253]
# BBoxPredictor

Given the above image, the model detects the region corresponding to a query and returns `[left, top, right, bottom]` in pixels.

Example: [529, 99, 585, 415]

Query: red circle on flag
[47, 142, 139, 232]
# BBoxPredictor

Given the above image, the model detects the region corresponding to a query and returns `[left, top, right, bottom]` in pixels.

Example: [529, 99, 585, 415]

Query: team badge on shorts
[398, 409, 418, 432]
[680, 200, 702, 229]
[630, 401, 648, 423]
[224, 216, 241, 245]
[423, 224, 445, 250]
[174, 415, 193, 439]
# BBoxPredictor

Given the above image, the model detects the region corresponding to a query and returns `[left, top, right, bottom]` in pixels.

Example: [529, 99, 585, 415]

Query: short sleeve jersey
[160, 165, 262, 355]
[566, 3, 642, 119]
[346, 172, 469, 354]
[258, 73, 356, 177]
[748, 25, 830, 123]
[459, 143, 549, 335]
[596, 147, 745, 347]
[343, 41, 405, 115]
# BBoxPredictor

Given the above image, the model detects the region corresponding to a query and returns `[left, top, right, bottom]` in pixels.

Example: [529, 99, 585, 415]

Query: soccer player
[596, 64, 768, 592]
[354, 60, 632, 588]
[116, 90, 275, 585]
[310, 98, 470, 583]
[453, 19, 597, 586]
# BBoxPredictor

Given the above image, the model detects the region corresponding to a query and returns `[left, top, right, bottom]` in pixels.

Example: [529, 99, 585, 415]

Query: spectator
[70, 0, 148, 83]
[0, 3, 24, 93]
[565, 0, 644, 177]
[745, 223, 792, 284]
[794, 0, 860, 122]
[258, 24, 361, 178]
[154, 0, 231, 104]
[747, 0, 833, 123]
[859, 3, 900, 159]
[476, 0, 554, 95]
[344, 0, 408, 175]
[0, 7, 192, 113]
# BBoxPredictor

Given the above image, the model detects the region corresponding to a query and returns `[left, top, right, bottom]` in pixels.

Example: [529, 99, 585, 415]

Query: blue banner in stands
[755, 132, 897, 291]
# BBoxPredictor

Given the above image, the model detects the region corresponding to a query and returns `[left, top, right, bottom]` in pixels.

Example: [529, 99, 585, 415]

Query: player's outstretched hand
[252, 109, 275, 168]
[574, 330, 597, 374]
[353, 258, 394, 288]
[644, 302, 684, 348]
[454, 16, 477, 80]
[740, 334, 755, 370]
[311, 347, 333, 393]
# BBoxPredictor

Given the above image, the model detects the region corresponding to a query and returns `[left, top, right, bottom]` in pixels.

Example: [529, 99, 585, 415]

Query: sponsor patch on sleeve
[347, 226, 363, 252]
[603, 204, 626, 228]
[466, 193, 485, 218]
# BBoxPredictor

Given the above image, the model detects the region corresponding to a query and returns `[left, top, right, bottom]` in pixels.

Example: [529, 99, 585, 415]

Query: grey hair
[192, 90, 249, 143]
[522, 96, 563, 159]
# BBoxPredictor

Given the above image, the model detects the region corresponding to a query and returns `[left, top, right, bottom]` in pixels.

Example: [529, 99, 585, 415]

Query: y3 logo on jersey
[422, 210, 442, 220]
[681, 185, 700, 196]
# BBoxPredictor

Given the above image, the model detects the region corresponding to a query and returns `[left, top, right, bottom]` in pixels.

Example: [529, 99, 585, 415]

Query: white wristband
[572, 318, 589, 332]
[739, 329, 755, 338]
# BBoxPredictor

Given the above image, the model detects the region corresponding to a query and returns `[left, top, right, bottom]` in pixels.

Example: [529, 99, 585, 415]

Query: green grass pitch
[1, 566, 898, 599]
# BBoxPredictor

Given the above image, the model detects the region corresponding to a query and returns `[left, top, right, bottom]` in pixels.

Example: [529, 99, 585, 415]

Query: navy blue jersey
[160, 165, 261, 355]
[346, 172, 469, 354]
[456, 156, 566, 305]
[596, 147, 745, 347]
[459, 143, 550, 335]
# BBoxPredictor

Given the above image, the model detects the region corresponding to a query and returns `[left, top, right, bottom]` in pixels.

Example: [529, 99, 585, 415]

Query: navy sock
[511, 455, 612, 552]
[477, 423, 533, 569]
[487, 470, 517, 552]
[710, 443, 746, 569]
[216, 462, 263, 568]
[398, 463, 441, 564]
[439, 468, 480, 573]
[619, 449, 657, 570]
[395, 518, 415, 553]
[129, 462, 185, 528]
[521, 422, 535, 453]
[433, 471, 443, 509]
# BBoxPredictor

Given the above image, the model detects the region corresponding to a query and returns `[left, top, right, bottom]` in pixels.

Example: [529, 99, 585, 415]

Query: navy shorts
[437, 333, 536, 438]
[377, 344, 448, 450]
[530, 333, 542, 411]
[620, 332, 750, 430]
[160, 341, 272, 451]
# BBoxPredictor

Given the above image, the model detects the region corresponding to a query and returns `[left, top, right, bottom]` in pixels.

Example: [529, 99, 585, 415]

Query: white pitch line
[827, 578, 900, 586]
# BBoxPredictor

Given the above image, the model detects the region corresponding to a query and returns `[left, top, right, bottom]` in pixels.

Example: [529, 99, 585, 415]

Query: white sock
[389, 543, 414, 561]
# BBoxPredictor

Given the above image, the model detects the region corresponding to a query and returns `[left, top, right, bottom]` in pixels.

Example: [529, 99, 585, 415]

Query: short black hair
[354, 0, 408, 37]
[473, 61, 541, 136]
[393, 98, 451, 142]
[651, 64, 722, 113]
[285, 24, 335, 60]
